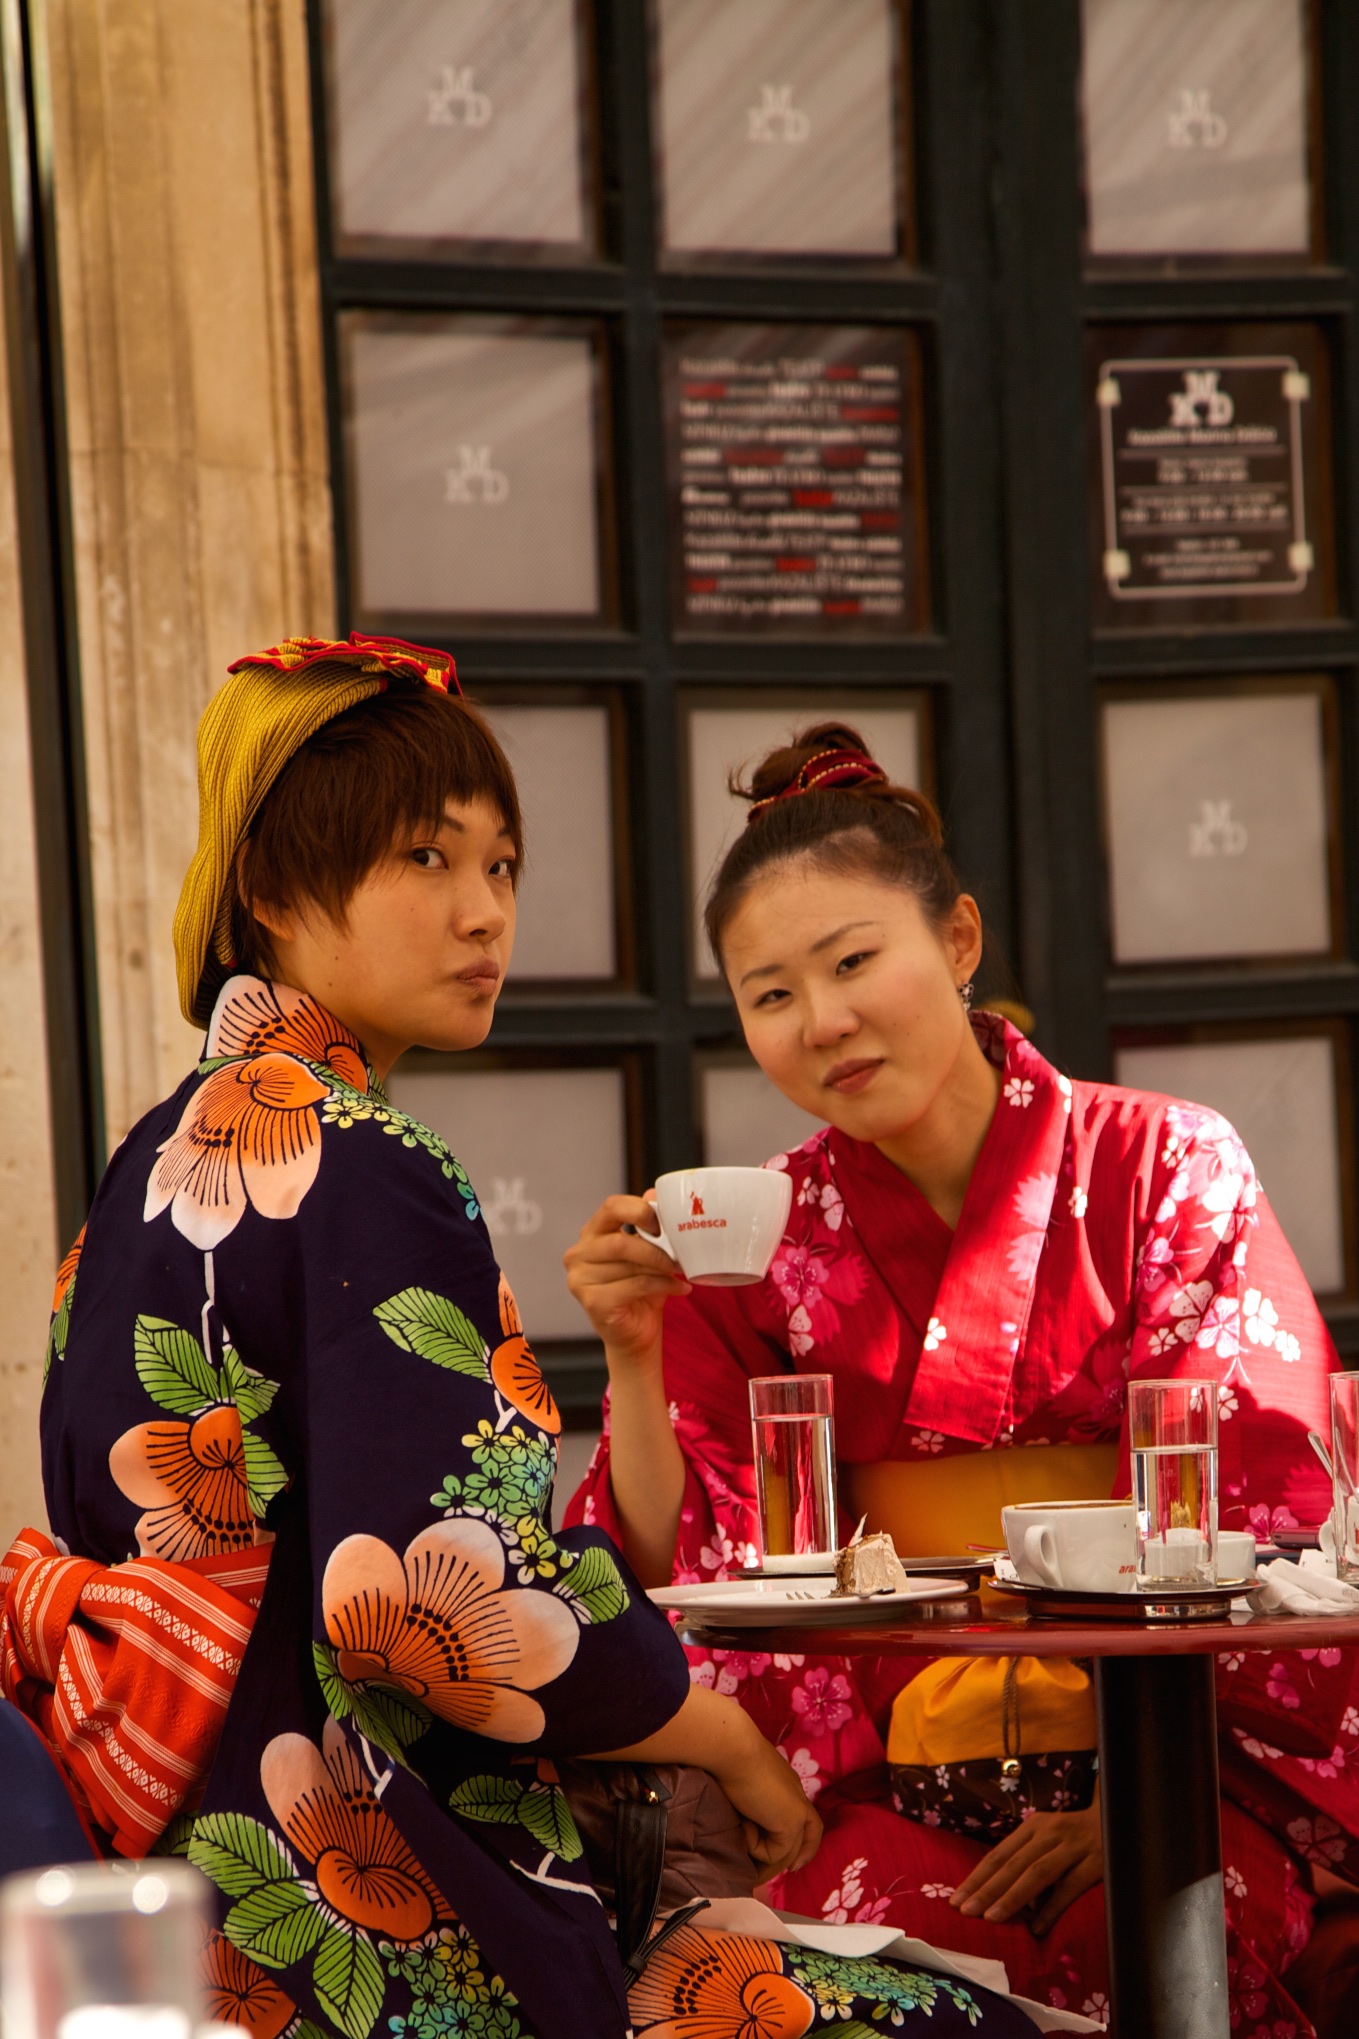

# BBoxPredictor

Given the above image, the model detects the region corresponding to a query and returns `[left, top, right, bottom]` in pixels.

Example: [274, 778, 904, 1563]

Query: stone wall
[0, 0, 334, 1525]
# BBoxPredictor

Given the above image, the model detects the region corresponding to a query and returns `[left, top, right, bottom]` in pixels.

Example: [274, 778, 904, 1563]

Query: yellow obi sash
[845, 1443, 1120, 1769]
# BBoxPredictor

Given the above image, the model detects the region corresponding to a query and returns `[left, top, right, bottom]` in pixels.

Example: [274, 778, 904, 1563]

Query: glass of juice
[749, 1373, 836, 1563]
[1329, 1371, 1359, 1581]
[1130, 1377, 1218, 1589]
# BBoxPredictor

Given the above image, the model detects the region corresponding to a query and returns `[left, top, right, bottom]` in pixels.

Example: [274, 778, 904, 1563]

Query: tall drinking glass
[1130, 1377, 1218, 1588]
[1330, 1371, 1359, 1581]
[749, 1373, 836, 1562]
[0, 1861, 209, 2039]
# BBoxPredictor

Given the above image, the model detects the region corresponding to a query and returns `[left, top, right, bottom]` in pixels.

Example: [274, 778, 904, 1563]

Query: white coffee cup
[1002, 1499, 1138, 1594]
[651, 1167, 792, 1287]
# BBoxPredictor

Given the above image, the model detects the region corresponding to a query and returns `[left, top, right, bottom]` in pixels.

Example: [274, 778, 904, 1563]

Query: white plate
[647, 1577, 970, 1627]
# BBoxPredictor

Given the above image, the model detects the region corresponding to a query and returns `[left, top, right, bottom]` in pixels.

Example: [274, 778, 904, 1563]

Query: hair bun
[739, 722, 876, 805]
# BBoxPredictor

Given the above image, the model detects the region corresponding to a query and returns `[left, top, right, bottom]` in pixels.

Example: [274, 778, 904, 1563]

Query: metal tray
[987, 1575, 1249, 1623]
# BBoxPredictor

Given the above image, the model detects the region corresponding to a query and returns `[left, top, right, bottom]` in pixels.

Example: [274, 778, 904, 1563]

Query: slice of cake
[834, 1531, 908, 1597]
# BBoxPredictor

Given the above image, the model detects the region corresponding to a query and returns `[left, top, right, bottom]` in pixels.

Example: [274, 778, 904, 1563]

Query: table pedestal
[1096, 1654, 1228, 2039]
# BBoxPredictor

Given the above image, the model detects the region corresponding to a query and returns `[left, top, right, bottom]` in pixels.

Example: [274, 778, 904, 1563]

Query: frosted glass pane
[387, 1066, 625, 1338]
[701, 1063, 825, 1167]
[688, 701, 921, 978]
[1082, 0, 1310, 256]
[328, 0, 586, 248]
[345, 320, 601, 619]
[1115, 1036, 1344, 1293]
[481, 705, 616, 980]
[1103, 691, 1331, 963]
[655, 0, 898, 256]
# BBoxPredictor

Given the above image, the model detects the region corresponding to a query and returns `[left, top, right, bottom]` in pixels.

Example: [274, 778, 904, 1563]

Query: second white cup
[1002, 1500, 1139, 1594]
[651, 1167, 792, 1286]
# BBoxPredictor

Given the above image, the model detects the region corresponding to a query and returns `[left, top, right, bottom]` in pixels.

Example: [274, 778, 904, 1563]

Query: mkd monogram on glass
[482, 1177, 544, 1238]
[445, 446, 509, 506]
[746, 85, 810, 145]
[1189, 800, 1248, 859]
[426, 64, 492, 129]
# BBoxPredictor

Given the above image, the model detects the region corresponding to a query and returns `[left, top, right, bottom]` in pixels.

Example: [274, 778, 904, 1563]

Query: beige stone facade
[0, 0, 334, 1523]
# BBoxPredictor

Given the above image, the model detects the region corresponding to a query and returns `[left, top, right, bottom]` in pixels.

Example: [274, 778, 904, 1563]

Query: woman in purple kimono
[2, 637, 1038, 2039]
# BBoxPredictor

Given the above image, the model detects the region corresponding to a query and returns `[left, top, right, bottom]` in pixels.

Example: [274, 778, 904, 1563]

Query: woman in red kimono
[565, 723, 1359, 2037]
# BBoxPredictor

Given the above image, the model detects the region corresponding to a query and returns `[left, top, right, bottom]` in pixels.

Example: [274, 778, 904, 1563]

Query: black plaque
[664, 323, 928, 635]
[1089, 323, 1334, 630]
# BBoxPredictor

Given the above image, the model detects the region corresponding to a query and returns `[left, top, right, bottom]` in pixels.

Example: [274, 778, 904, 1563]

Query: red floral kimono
[568, 1016, 1357, 2037]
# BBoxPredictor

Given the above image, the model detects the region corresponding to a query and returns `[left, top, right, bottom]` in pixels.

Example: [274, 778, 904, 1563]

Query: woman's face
[257, 796, 516, 1075]
[721, 861, 984, 1144]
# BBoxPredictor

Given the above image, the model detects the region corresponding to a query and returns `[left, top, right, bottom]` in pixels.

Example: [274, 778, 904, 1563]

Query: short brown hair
[230, 688, 521, 974]
[704, 721, 960, 967]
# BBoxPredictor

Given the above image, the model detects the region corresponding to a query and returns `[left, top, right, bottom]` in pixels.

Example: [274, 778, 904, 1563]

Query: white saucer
[648, 1576, 970, 1628]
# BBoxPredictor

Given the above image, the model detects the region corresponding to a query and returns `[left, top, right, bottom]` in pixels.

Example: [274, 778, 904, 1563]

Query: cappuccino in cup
[651, 1167, 792, 1286]
[1002, 1499, 1138, 1594]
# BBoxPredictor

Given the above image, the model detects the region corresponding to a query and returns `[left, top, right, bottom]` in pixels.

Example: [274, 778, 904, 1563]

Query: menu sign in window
[664, 324, 927, 635]
[1089, 324, 1333, 628]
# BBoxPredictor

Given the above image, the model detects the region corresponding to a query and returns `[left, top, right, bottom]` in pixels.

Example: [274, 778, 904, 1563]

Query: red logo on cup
[691, 1193, 705, 1217]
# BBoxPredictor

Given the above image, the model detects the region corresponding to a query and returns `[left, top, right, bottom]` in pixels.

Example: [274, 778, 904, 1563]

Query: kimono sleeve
[288, 1124, 691, 1755]
[565, 1287, 786, 1583]
[1122, 1100, 1333, 1535]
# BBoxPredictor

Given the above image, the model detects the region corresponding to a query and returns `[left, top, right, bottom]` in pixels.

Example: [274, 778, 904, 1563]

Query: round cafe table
[678, 1591, 1358, 2039]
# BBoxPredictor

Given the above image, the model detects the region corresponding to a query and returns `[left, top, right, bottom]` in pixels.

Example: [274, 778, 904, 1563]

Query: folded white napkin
[1248, 1554, 1359, 1615]
[696, 1897, 1105, 2032]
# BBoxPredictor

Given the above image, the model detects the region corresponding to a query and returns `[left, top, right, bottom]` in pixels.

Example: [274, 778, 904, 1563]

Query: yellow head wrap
[174, 632, 458, 1028]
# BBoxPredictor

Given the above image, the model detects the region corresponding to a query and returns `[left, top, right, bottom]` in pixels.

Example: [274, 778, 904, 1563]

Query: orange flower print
[260, 1717, 444, 1942]
[109, 1404, 266, 1562]
[628, 1925, 814, 2039]
[489, 1274, 560, 1435]
[203, 1929, 297, 2039]
[322, 1518, 578, 1741]
[52, 1226, 83, 1315]
[145, 978, 368, 1250]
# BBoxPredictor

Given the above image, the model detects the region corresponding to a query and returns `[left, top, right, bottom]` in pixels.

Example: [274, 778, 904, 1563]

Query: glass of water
[0, 1861, 208, 2039]
[1330, 1372, 1359, 1582]
[1130, 1377, 1218, 1589]
[750, 1373, 836, 1563]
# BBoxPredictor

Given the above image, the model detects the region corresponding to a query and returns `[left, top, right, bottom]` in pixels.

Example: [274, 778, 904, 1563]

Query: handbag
[557, 1761, 760, 1976]
[887, 1655, 1098, 1843]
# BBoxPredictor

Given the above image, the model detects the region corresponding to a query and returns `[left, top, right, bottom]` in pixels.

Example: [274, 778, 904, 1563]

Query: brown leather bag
[557, 1761, 759, 1970]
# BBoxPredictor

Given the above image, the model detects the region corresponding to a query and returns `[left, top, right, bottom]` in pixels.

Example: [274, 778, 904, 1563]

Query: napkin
[1248, 1554, 1359, 1616]
[696, 1897, 1105, 2032]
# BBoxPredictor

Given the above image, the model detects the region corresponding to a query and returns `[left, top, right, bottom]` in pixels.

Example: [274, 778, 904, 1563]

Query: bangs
[230, 690, 522, 963]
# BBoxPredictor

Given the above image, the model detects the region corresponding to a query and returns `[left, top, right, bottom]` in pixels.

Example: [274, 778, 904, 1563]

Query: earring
[958, 980, 974, 1012]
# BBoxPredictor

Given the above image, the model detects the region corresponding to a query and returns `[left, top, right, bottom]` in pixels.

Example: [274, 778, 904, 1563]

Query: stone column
[47, 0, 335, 1145]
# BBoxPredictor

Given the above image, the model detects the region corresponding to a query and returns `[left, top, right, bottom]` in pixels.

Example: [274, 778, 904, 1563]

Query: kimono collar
[830, 1017, 1071, 1446]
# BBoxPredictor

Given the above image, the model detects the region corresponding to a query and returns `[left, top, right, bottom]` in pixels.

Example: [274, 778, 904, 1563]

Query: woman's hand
[718, 1734, 824, 1883]
[564, 1192, 690, 1369]
[949, 1796, 1103, 1936]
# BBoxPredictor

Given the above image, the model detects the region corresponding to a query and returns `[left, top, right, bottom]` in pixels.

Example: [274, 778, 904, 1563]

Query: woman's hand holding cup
[564, 1193, 690, 1370]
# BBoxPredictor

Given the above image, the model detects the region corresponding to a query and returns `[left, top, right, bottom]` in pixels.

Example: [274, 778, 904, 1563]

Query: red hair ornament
[746, 748, 888, 823]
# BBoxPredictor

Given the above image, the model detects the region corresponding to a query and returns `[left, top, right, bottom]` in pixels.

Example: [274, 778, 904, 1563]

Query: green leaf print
[241, 1429, 289, 1516]
[516, 1785, 583, 1862]
[224, 1880, 326, 1968]
[188, 1811, 297, 1898]
[223, 1343, 279, 1423]
[374, 1289, 489, 1378]
[312, 1644, 431, 1764]
[133, 1317, 220, 1414]
[447, 1775, 525, 1826]
[561, 1544, 629, 1624]
[313, 1919, 385, 2039]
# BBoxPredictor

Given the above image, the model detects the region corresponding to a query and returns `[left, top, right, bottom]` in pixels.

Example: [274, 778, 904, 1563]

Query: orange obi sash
[848, 1444, 1118, 1769]
[0, 1528, 270, 1857]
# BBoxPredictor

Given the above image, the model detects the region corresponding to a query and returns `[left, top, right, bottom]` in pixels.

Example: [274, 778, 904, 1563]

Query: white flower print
[1224, 1865, 1247, 1898]
[1148, 1327, 1182, 1357]
[1003, 1076, 1034, 1108]
[1081, 1993, 1110, 2027]
[733, 1540, 758, 1571]
[784, 1747, 823, 1801]
[923, 1317, 947, 1352]
[919, 1882, 955, 1900]
[1242, 1290, 1278, 1348]
[1170, 1279, 1213, 1328]
[772, 1653, 805, 1671]
[1218, 1384, 1239, 1420]
[911, 1429, 946, 1455]
[1194, 1295, 1239, 1361]
[1056, 1072, 1073, 1114]
[1069, 1185, 1088, 1219]
[1221, 1652, 1245, 1672]
[1276, 1331, 1301, 1364]
[1343, 1707, 1359, 1737]
[787, 1303, 814, 1360]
